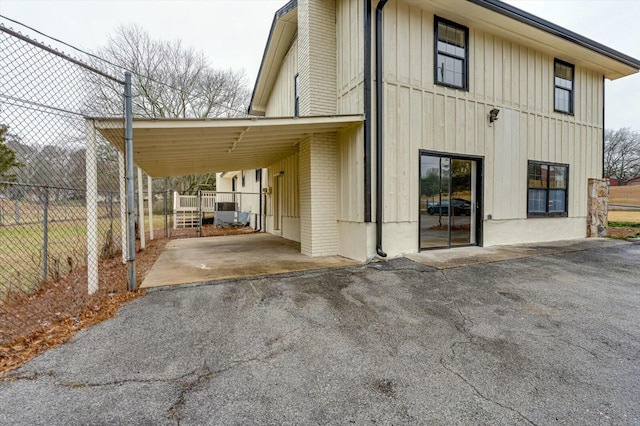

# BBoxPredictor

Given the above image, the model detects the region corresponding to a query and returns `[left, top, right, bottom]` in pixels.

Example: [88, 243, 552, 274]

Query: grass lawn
[0, 219, 122, 296]
[0, 213, 172, 298]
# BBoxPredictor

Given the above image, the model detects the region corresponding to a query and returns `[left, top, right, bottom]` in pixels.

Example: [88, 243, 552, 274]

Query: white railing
[173, 191, 264, 230]
[174, 193, 198, 211]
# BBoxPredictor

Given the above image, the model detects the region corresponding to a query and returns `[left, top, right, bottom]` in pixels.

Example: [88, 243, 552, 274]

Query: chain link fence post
[42, 186, 49, 282]
[124, 71, 137, 291]
[118, 150, 127, 264]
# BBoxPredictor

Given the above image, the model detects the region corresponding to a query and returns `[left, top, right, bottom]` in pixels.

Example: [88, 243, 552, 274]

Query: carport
[94, 115, 362, 177]
[92, 114, 363, 287]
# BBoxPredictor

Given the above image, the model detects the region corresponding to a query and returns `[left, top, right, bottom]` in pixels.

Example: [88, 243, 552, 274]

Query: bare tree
[86, 24, 249, 119]
[604, 128, 640, 182]
[84, 24, 252, 191]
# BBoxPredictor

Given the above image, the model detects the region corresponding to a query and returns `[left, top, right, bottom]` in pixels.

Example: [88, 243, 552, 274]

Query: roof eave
[248, 0, 298, 115]
[467, 0, 640, 72]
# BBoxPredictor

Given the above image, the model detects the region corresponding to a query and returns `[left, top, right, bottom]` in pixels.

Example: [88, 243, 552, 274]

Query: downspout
[258, 169, 263, 232]
[602, 76, 606, 179]
[375, 0, 388, 257]
[363, 0, 372, 223]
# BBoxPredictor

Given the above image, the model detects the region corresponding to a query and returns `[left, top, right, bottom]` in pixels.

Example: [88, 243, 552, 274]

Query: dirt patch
[607, 227, 640, 239]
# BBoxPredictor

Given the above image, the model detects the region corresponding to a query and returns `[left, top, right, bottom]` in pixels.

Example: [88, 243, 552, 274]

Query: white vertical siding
[267, 153, 300, 219]
[265, 39, 298, 117]
[335, 0, 366, 223]
[337, 125, 364, 222]
[380, 0, 604, 229]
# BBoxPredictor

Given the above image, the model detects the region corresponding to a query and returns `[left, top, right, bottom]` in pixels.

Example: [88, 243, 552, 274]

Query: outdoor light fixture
[489, 108, 500, 123]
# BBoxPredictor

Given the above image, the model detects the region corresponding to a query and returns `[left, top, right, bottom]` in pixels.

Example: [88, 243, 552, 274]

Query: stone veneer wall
[587, 178, 609, 237]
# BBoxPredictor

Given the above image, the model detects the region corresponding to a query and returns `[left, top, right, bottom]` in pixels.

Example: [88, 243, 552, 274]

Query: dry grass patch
[608, 210, 640, 224]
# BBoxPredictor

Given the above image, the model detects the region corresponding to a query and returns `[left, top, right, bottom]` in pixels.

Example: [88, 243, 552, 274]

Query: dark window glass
[435, 18, 468, 90]
[527, 161, 569, 217]
[255, 168, 261, 181]
[554, 60, 574, 114]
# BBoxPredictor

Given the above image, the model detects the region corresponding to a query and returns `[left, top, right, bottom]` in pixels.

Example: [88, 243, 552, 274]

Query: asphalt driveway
[1, 241, 639, 425]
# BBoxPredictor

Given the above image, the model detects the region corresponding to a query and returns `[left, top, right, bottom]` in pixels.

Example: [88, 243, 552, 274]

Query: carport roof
[93, 114, 363, 177]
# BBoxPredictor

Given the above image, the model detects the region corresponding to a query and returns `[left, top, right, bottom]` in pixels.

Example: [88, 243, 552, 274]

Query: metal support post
[42, 186, 49, 282]
[118, 151, 127, 264]
[125, 72, 137, 291]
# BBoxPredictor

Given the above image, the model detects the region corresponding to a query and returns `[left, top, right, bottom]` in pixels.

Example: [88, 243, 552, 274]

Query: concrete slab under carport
[141, 233, 360, 288]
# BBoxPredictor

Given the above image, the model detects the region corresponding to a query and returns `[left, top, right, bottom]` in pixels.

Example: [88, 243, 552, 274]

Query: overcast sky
[1, 0, 638, 130]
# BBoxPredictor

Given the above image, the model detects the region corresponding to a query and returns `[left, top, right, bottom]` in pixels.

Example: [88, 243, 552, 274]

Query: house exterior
[622, 177, 640, 186]
[216, 0, 639, 261]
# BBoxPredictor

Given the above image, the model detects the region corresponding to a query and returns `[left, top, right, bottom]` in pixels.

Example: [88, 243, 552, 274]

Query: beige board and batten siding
[262, 36, 300, 241]
[379, 1, 603, 254]
[265, 38, 299, 117]
[266, 153, 300, 242]
[335, 0, 377, 262]
[335, 0, 366, 224]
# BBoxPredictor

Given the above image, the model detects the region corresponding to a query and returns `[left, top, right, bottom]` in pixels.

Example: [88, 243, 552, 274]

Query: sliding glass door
[420, 153, 481, 249]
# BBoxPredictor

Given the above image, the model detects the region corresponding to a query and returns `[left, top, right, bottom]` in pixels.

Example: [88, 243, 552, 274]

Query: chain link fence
[0, 24, 128, 347]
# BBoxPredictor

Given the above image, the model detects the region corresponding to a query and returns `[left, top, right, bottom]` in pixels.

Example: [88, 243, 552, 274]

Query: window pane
[549, 190, 566, 213]
[528, 163, 548, 188]
[438, 22, 465, 50]
[555, 88, 570, 112]
[528, 189, 547, 213]
[437, 54, 464, 87]
[436, 20, 467, 89]
[549, 166, 567, 189]
[555, 76, 572, 90]
[528, 163, 540, 187]
[554, 61, 573, 113]
[555, 62, 573, 81]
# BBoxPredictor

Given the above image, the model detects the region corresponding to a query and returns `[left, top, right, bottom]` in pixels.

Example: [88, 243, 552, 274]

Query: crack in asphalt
[559, 339, 599, 358]
[167, 363, 214, 426]
[0, 370, 57, 384]
[437, 271, 474, 357]
[166, 327, 302, 425]
[438, 357, 537, 425]
[437, 271, 537, 426]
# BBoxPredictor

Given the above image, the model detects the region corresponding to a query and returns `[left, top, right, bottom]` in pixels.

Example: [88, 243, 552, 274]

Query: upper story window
[294, 73, 300, 117]
[241, 171, 246, 187]
[527, 161, 569, 218]
[435, 17, 469, 90]
[255, 168, 262, 181]
[554, 59, 574, 114]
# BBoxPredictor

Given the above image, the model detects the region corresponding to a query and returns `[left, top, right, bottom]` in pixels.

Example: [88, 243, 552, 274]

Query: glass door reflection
[420, 154, 476, 249]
